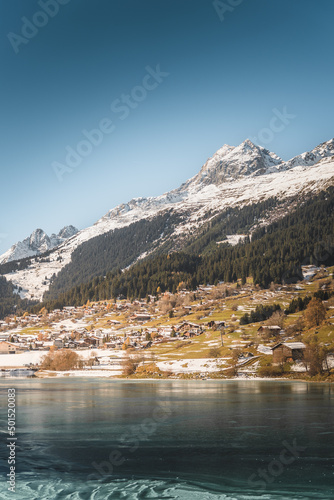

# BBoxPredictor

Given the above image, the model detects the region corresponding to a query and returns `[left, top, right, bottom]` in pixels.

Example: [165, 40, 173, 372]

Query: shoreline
[1, 369, 332, 384]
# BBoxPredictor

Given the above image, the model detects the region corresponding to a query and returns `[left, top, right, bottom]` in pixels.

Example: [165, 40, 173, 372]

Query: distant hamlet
[0, 264, 333, 381]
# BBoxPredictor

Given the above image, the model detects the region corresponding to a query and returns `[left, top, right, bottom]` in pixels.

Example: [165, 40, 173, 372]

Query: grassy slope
[10, 267, 334, 379]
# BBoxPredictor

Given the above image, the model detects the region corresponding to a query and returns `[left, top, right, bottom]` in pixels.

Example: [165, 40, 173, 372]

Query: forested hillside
[43, 196, 288, 300]
[33, 187, 334, 312]
[182, 196, 284, 255]
[43, 211, 183, 300]
[0, 276, 36, 319]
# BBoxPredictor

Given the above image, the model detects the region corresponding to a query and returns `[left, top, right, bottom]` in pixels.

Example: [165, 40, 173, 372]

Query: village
[0, 265, 334, 380]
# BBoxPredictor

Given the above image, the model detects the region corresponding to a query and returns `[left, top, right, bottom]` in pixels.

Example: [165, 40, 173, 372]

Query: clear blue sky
[1, 0, 334, 254]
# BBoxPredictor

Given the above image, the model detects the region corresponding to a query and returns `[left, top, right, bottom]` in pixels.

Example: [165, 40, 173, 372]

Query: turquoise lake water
[0, 379, 333, 499]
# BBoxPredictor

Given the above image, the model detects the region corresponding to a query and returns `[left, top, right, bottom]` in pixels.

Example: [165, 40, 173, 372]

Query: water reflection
[0, 379, 333, 498]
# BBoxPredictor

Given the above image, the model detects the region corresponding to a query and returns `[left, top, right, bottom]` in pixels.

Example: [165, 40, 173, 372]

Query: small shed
[258, 325, 282, 337]
[272, 342, 306, 363]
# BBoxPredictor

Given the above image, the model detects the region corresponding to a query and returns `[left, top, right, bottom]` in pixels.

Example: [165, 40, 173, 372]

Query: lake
[0, 379, 333, 499]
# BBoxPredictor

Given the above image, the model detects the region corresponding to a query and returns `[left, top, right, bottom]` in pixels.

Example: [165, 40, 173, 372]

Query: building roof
[283, 342, 306, 349]
[273, 342, 306, 350]
[258, 325, 281, 330]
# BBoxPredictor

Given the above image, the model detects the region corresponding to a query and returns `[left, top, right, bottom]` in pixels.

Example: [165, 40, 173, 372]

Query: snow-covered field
[0, 349, 124, 368]
[0, 349, 232, 376]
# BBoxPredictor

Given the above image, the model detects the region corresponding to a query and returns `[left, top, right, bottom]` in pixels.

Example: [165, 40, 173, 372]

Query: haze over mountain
[1, 138, 333, 302]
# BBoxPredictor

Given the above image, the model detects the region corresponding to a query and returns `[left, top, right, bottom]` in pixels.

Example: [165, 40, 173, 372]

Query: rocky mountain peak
[57, 225, 79, 239]
[0, 226, 78, 264]
[191, 139, 283, 187]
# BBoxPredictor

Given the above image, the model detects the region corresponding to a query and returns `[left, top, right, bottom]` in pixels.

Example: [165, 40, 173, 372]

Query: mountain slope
[1, 138, 334, 301]
[37, 186, 334, 310]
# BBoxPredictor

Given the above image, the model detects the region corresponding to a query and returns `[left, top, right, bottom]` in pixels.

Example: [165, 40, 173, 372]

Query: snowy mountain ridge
[0, 226, 78, 264]
[1, 138, 334, 301]
[184, 138, 334, 187]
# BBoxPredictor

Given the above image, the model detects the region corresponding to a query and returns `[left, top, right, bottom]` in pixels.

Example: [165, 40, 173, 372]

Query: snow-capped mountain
[181, 138, 334, 189]
[56, 226, 78, 240]
[186, 139, 284, 187]
[1, 139, 334, 301]
[284, 138, 334, 169]
[0, 226, 78, 264]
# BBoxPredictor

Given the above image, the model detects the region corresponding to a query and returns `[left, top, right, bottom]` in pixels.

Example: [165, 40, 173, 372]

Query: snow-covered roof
[273, 342, 306, 350]
[283, 342, 306, 349]
[259, 325, 281, 330]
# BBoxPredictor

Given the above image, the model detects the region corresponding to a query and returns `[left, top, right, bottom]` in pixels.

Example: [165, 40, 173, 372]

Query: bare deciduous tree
[304, 298, 326, 328]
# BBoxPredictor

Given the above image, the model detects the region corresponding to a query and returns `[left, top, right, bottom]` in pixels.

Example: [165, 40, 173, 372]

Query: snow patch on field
[0, 349, 124, 368]
[217, 234, 247, 246]
[157, 357, 229, 373]
[257, 344, 273, 355]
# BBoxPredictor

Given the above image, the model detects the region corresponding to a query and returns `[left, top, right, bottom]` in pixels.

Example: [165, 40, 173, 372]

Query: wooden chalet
[272, 342, 306, 363]
[257, 325, 282, 337]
